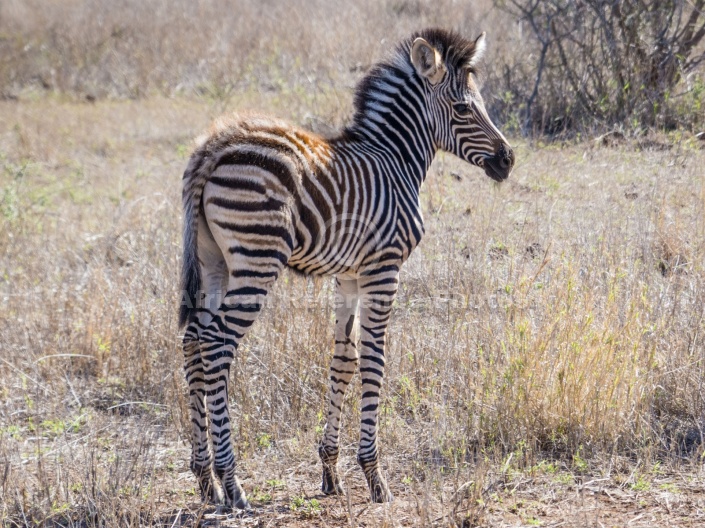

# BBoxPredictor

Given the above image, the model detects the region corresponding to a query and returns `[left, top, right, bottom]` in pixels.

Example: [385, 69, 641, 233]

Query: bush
[490, 0, 705, 135]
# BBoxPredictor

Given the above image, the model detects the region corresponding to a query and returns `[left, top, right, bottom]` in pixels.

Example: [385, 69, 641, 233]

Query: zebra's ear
[467, 32, 487, 68]
[410, 38, 446, 85]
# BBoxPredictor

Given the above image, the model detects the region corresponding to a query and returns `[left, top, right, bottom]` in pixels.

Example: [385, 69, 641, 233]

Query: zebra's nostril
[498, 144, 514, 170]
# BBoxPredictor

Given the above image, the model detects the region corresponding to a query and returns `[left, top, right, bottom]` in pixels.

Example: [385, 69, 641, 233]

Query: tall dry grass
[0, 0, 496, 101]
[1, 95, 704, 525]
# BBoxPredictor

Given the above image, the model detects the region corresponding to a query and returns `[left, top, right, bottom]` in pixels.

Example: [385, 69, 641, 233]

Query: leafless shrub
[490, 0, 705, 135]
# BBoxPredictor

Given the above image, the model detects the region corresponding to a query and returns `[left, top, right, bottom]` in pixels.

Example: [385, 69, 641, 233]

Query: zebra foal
[179, 28, 514, 508]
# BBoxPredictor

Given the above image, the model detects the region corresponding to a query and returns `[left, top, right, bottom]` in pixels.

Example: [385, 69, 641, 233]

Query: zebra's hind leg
[356, 270, 399, 503]
[200, 272, 284, 509]
[200, 169, 294, 509]
[183, 252, 228, 504]
[183, 319, 222, 504]
[320, 278, 360, 495]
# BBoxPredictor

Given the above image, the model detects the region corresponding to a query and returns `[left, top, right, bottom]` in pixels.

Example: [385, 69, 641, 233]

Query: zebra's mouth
[483, 157, 511, 182]
[483, 144, 514, 182]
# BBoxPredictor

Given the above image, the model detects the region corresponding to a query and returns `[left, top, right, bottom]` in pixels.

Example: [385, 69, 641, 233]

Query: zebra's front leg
[320, 278, 359, 495]
[357, 271, 399, 503]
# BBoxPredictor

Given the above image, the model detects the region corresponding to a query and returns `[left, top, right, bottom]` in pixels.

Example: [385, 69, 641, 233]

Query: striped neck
[342, 58, 437, 189]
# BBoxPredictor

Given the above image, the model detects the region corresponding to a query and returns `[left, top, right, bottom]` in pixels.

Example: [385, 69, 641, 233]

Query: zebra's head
[409, 29, 514, 181]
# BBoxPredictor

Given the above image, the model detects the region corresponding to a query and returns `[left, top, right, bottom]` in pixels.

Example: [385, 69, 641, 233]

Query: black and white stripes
[178, 28, 514, 508]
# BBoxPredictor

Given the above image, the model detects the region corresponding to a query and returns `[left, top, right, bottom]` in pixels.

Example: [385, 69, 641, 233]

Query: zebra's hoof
[369, 476, 393, 503]
[221, 482, 249, 510]
[194, 470, 223, 505]
[223, 495, 250, 511]
[234, 498, 251, 511]
[208, 483, 225, 505]
[371, 486, 393, 503]
[321, 468, 345, 495]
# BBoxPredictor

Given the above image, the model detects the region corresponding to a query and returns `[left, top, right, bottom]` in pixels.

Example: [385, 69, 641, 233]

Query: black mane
[409, 28, 482, 71]
[345, 29, 481, 137]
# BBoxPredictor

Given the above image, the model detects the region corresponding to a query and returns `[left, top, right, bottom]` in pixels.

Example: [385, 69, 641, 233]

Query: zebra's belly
[287, 238, 366, 277]
[286, 230, 421, 278]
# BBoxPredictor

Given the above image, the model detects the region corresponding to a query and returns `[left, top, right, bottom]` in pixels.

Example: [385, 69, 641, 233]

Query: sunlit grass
[1, 94, 703, 525]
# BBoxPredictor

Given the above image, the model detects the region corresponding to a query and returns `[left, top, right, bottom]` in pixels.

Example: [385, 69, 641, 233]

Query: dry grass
[0, 0, 500, 101]
[3, 0, 702, 137]
[1, 2, 705, 526]
[2, 97, 704, 527]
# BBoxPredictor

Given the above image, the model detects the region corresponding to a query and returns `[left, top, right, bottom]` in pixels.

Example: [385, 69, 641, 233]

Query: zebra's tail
[179, 151, 211, 329]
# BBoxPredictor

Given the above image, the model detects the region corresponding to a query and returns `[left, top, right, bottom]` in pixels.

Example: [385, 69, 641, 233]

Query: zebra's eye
[454, 103, 470, 114]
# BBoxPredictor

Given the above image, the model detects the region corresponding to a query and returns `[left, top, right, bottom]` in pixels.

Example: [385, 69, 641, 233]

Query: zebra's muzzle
[483, 142, 514, 182]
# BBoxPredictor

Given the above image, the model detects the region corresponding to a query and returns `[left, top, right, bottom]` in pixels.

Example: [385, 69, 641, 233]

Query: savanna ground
[2, 1, 705, 527]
